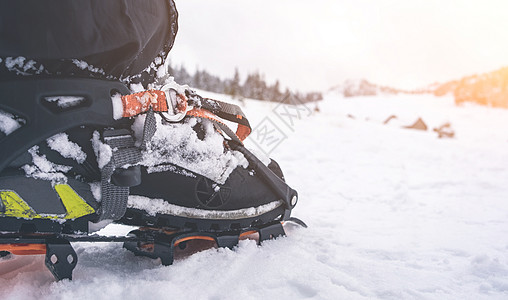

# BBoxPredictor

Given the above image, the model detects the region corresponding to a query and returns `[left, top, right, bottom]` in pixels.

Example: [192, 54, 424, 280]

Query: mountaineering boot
[0, 78, 300, 235]
[114, 83, 303, 266]
[0, 78, 304, 280]
[114, 83, 300, 231]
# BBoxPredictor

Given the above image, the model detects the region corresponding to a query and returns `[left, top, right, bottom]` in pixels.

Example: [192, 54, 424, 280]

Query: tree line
[167, 62, 322, 104]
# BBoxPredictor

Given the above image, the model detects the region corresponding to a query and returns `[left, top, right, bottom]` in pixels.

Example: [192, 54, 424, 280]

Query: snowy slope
[2, 92, 508, 300]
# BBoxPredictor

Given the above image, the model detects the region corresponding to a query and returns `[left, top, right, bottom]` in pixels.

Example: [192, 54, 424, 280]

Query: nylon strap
[141, 108, 157, 149]
[99, 128, 141, 220]
[186, 108, 243, 144]
[199, 98, 251, 141]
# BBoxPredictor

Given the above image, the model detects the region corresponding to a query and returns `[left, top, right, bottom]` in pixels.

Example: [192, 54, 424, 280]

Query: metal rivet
[291, 196, 298, 206]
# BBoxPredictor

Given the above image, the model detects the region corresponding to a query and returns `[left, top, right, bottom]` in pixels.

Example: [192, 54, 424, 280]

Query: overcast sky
[168, 0, 508, 92]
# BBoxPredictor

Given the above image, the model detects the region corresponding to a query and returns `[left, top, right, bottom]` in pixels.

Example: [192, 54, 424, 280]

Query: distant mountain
[330, 79, 424, 97]
[333, 67, 508, 109]
[446, 67, 508, 108]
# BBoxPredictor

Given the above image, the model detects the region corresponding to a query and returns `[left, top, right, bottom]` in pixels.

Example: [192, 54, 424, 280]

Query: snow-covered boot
[0, 78, 304, 279]
[113, 84, 304, 263]
[116, 87, 299, 231]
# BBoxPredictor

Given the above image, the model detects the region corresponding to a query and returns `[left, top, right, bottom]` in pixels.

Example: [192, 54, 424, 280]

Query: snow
[129, 83, 145, 93]
[44, 96, 85, 109]
[21, 146, 71, 183]
[46, 133, 87, 164]
[88, 182, 102, 202]
[3, 57, 44, 75]
[4, 57, 25, 69]
[136, 114, 248, 184]
[0, 110, 23, 136]
[2, 92, 508, 299]
[110, 93, 124, 120]
[127, 195, 283, 219]
[71, 59, 105, 75]
[146, 164, 196, 178]
[91, 131, 112, 169]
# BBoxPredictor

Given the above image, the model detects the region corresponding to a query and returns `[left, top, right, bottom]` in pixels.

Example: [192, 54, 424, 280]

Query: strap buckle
[159, 84, 193, 122]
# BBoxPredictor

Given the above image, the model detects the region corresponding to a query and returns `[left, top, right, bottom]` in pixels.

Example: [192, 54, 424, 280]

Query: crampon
[0, 78, 306, 281]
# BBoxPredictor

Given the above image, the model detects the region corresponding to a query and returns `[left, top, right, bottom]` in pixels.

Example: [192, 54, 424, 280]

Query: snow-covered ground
[2, 92, 508, 299]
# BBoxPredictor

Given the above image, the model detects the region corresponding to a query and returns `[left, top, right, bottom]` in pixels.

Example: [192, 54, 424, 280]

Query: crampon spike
[122, 219, 308, 265]
[285, 217, 308, 228]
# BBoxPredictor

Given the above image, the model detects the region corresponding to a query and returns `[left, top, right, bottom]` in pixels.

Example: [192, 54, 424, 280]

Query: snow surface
[2, 93, 508, 299]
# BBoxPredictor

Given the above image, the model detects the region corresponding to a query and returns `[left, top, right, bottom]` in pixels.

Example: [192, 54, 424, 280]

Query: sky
[168, 0, 508, 92]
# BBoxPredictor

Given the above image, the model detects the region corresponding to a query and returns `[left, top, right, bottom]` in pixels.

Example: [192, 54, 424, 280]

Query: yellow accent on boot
[54, 184, 95, 219]
[0, 190, 38, 219]
[0, 185, 95, 220]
